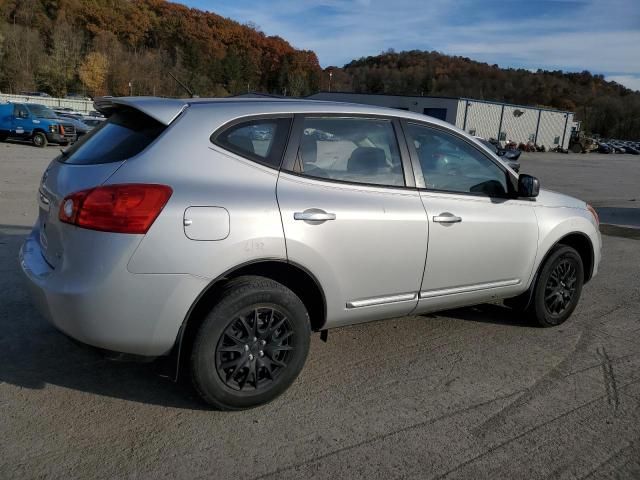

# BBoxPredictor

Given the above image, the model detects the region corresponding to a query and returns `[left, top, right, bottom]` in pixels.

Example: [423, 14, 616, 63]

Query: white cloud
[203, 0, 640, 78]
[606, 75, 640, 92]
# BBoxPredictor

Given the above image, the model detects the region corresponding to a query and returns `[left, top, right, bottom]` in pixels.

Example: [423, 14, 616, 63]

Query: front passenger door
[12, 104, 30, 136]
[403, 122, 539, 312]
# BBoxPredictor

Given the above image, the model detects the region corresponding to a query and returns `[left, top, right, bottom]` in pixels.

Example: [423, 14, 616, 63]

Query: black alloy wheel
[528, 245, 584, 327]
[216, 306, 294, 391]
[543, 258, 578, 317]
[191, 275, 310, 410]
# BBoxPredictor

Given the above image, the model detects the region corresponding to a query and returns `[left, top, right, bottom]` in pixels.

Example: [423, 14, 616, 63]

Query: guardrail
[0, 93, 94, 112]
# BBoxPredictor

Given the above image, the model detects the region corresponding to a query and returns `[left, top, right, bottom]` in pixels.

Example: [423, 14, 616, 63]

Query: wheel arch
[554, 232, 594, 283]
[168, 259, 326, 381]
[510, 230, 595, 311]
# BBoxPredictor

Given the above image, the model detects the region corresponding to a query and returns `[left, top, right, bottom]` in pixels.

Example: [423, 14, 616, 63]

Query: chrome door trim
[346, 292, 418, 309]
[420, 279, 520, 299]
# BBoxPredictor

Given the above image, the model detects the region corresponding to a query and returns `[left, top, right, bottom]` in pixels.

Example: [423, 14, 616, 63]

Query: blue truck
[0, 102, 77, 147]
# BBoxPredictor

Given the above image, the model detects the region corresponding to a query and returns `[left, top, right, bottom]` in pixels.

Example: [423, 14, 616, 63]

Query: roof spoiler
[93, 96, 189, 125]
[93, 96, 117, 117]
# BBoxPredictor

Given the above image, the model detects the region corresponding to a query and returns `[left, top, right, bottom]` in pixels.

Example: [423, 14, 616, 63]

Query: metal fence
[0, 93, 94, 113]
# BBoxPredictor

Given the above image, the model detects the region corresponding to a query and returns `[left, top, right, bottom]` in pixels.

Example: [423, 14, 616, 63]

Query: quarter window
[406, 123, 509, 197]
[296, 117, 404, 187]
[213, 118, 291, 168]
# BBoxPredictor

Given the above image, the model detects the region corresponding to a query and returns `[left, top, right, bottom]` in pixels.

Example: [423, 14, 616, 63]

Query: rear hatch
[38, 108, 167, 268]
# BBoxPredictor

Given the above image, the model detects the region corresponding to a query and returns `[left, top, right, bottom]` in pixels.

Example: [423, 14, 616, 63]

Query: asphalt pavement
[1, 144, 639, 479]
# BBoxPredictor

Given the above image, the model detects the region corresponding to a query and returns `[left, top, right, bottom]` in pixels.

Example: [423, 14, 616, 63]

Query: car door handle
[433, 213, 462, 223]
[294, 210, 336, 221]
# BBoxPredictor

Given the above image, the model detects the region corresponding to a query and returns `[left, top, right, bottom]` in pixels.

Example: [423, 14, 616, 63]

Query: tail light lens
[59, 184, 172, 234]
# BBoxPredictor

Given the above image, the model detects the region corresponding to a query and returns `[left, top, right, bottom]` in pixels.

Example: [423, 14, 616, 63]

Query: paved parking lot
[1, 143, 639, 479]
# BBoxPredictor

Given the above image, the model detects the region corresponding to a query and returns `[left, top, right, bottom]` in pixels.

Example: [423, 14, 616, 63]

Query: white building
[309, 92, 575, 150]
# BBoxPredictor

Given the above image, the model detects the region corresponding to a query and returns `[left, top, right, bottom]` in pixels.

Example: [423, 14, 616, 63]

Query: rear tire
[190, 276, 311, 410]
[32, 131, 47, 148]
[527, 245, 584, 327]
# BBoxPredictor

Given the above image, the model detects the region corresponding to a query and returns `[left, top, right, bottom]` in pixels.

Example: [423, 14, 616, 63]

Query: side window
[13, 105, 29, 118]
[213, 117, 291, 168]
[296, 117, 404, 187]
[406, 123, 509, 197]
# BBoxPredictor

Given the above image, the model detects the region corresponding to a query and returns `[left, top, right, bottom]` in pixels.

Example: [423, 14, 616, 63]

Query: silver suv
[20, 97, 601, 409]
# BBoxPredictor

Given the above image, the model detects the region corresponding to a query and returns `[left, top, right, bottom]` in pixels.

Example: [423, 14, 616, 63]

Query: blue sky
[185, 0, 640, 91]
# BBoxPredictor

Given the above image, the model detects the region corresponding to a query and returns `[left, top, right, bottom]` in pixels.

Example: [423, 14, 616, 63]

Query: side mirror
[517, 174, 540, 198]
[497, 150, 506, 156]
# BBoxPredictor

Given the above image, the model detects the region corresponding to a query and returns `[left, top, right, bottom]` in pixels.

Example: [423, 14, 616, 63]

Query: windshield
[27, 104, 58, 119]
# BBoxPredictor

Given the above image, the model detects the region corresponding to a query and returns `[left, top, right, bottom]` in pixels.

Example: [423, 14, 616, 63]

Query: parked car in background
[55, 113, 93, 138]
[595, 141, 612, 154]
[609, 143, 627, 154]
[65, 93, 91, 101]
[53, 108, 84, 117]
[475, 137, 521, 172]
[0, 102, 77, 147]
[81, 116, 105, 128]
[19, 91, 51, 97]
[20, 97, 601, 409]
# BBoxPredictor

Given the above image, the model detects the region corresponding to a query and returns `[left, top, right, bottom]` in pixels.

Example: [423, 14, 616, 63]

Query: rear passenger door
[277, 115, 429, 329]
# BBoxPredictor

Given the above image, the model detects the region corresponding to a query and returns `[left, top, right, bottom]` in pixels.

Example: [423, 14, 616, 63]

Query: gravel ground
[1, 143, 639, 479]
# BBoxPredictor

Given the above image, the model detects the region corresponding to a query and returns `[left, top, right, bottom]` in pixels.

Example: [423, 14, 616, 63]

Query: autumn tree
[79, 51, 108, 97]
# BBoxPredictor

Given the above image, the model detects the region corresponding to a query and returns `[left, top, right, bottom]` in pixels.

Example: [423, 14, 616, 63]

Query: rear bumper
[19, 228, 209, 356]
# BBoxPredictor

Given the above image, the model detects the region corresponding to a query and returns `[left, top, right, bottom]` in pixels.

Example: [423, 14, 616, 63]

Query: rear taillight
[59, 184, 172, 234]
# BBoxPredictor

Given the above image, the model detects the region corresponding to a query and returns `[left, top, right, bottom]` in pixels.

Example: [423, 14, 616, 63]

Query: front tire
[528, 245, 584, 327]
[191, 276, 311, 410]
[32, 131, 47, 148]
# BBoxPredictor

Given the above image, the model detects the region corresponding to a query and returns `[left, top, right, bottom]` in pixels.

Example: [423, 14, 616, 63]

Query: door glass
[297, 117, 404, 187]
[13, 105, 29, 118]
[406, 123, 508, 197]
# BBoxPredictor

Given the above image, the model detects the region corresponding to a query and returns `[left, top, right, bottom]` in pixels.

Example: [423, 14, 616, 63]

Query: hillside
[0, 0, 321, 98]
[0, 1, 637, 138]
[326, 50, 640, 138]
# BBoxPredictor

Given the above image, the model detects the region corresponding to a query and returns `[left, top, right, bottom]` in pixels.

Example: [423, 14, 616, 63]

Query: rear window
[60, 108, 166, 165]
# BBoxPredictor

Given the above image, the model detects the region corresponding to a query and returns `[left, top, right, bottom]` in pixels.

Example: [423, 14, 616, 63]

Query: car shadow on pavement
[429, 303, 535, 328]
[0, 223, 532, 410]
[0, 224, 208, 410]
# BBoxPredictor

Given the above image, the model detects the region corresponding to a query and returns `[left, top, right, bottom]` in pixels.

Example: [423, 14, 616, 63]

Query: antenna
[168, 72, 198, 98]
